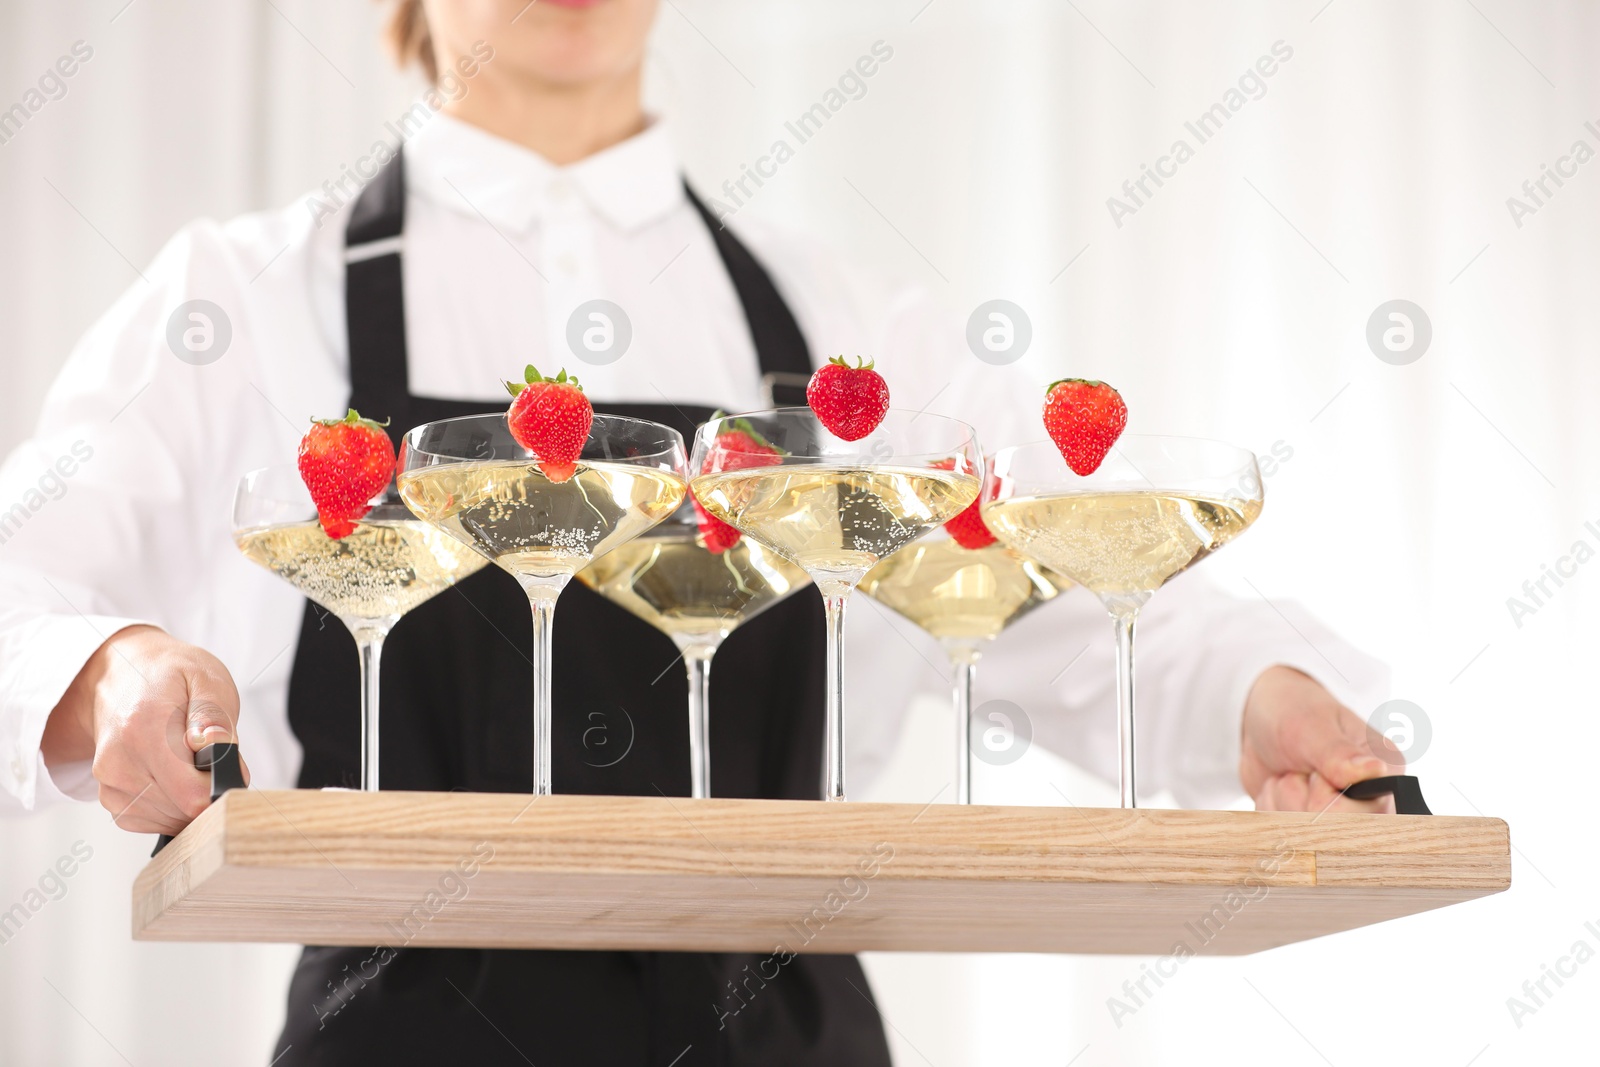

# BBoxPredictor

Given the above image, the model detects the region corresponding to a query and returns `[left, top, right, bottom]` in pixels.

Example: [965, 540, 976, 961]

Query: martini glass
[397, 414, 687, 796]
[576, 500, 811, 797]
[983, 435, 1263, 808]
[860, 532, 1072, 803]
[232, 465, 489, 790]
[691, 409, 981, 801]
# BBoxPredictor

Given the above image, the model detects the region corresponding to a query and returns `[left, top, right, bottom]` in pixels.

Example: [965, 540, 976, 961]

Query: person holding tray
[0, 0, 1402, 1062]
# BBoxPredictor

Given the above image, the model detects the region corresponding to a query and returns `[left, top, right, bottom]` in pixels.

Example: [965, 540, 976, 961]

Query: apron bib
[273, 151, 892, 1066]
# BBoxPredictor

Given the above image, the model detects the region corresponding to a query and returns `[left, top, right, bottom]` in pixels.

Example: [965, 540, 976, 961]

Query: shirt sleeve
[0, 218, 264, 812]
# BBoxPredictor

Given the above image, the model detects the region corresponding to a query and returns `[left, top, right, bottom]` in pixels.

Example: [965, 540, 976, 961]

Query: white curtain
[2, 1, 1594, 1063]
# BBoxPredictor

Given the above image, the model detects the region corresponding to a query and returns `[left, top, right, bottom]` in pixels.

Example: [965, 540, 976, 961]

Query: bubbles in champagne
[397, 460, 686, 581]
[235, 519, 487, 622]
[982, 491, 1260, 601]
[690, 465, 978, 582]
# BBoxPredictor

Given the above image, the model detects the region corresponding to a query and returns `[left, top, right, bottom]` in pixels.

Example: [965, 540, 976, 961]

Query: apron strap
[683, 182, 814, 380]
[343, 151, 411, 450]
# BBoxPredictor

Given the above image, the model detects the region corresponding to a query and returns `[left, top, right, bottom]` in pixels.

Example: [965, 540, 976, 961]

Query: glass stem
[524, 584, 566, 797]
[1111, 609, 1139, 809]
[684, 649, 714, 799]
[353, 626, 390, 793]
[945, 642, 982, 805]
[822, 589, 850, 802]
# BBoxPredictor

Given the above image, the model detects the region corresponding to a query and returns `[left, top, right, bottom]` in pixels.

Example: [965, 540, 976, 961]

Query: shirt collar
[404, 112, 684, 233]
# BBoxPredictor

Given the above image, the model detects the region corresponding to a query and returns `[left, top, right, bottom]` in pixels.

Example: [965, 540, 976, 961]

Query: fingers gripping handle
[1340, 774, 1432, 815]
[150, 742, 245, 856]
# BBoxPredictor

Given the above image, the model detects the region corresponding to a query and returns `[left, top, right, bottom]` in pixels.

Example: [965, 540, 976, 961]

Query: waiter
[1, 0, 1401, 1062]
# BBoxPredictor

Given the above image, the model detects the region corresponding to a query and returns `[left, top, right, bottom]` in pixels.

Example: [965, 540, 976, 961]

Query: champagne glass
[397, 413, 687, 796]
[860, 531, 1072, 803]
[233, 465, 488, 790]
[691, 409, 981, 801]
[576, 499, 811, 797]
[983, 436, 1263, 808]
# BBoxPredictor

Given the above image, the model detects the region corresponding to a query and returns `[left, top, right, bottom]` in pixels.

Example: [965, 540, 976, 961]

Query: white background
[1, 1, 1595, 1064]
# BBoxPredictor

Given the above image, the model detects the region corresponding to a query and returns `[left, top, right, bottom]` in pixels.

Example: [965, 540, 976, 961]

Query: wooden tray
[132, 790, 1509, 956]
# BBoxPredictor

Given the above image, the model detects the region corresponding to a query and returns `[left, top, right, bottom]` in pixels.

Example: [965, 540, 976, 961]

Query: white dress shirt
[0, 113, 1387, 813]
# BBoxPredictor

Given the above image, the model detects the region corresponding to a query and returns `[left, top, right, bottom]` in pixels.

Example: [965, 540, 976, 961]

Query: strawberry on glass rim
[692, 413, 784, 553]
[807, 355, 890, 442]
[505, 364, 594, 483]
[298, 408, 396, 539]
[1043, 378, 1127, 476]
[932, 457, 996, 549]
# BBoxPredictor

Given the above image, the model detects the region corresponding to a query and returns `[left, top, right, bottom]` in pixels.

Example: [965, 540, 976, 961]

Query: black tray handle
[151, 742, 246, 856]
[1341, 774, 1432, 815]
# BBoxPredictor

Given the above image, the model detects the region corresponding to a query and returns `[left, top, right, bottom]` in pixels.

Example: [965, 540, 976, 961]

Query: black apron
[273, 153, 893, 1066]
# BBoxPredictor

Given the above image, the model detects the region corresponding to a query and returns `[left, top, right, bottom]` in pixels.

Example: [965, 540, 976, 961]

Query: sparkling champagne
[576, 531, 809, 650]
[689, 465, 978, 583]
[859, 539, 1072, 642]
[397, 459, 686, 582]
[235, 519, 487, 622]
[982, 490, 1261, 601]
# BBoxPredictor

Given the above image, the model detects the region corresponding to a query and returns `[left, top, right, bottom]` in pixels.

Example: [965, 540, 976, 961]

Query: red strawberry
[298, 409, 396, 539]
[704, 420, 782, 474]
[693, 417, 783, 553]
[1043, 378, 1127, 476]
[932, 457, 996, 549]
[506, 365, 593, 483]
[806, 356, 889, 442]
[944, 502, 996, 549]
[693, 497, 743, 554]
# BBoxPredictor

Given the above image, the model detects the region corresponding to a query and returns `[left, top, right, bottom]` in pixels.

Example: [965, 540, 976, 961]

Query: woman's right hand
[41, 625, 248, 834]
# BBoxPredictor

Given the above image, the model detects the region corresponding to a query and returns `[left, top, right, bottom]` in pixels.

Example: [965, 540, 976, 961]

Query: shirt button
[11, 755, 24, 779]
[547, 178, 573, 204]
[556, 253, 579, 277]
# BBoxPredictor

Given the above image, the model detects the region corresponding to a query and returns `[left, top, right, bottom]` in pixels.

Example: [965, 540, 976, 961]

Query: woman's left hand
[1239, 666, 1405, 814]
